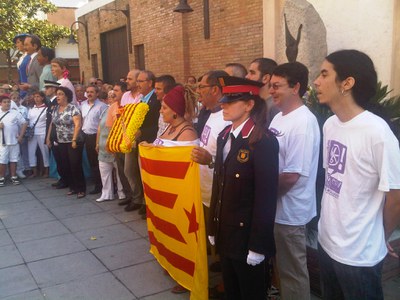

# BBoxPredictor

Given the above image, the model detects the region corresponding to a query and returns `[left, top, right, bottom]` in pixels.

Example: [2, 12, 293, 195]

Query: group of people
[1, 32, 399, 300]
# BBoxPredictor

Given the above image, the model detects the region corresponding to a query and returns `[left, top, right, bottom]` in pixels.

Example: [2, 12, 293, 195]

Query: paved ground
[0, 177, 399, 299]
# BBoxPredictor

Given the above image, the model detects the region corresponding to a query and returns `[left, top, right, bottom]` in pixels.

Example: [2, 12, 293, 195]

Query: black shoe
[208, 285, 224, 299]
[118, 198, 131, 206]
[138, 205, 146, 215]
[124, 203, 142, 212]
[89, 188, 102, 195]
[51, 181, 60, 187]
[210, 261, 222, 273]
[55, 183, 69, 189]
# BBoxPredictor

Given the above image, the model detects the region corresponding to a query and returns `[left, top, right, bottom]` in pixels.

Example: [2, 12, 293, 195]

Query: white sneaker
[16, 171, 26, 179]
[11, 176, 20, 185]
[0, 177, 5, 187]
[96, 198, 113, 202]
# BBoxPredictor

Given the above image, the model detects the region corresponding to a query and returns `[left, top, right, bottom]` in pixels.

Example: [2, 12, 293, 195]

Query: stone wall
[77, 0, 264, 84]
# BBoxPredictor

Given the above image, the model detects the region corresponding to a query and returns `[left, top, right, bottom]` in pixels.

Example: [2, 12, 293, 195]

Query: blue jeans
[318, 243, 384, 300]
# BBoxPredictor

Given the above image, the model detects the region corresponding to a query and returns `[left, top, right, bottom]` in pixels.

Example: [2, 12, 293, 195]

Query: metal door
[100, 26, 129, 83]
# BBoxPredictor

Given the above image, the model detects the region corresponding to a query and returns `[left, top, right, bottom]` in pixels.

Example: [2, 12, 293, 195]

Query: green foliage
[23, 19, 70, 48]
[0, 0, 66, 51]
[370, 82, 400, 122]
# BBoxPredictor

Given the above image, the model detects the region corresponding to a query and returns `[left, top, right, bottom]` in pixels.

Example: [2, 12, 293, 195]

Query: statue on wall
[276, 0, 327, 83]
[284, 13, 303, 62]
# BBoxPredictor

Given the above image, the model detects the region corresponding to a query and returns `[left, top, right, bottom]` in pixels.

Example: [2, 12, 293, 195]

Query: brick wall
[78, 0, 130, 84]
[47, 7, 76, 27]
[77, 0, 263, 84]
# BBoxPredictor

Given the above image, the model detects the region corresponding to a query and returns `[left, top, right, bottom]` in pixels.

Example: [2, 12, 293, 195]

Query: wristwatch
[208, 156, 215, 169]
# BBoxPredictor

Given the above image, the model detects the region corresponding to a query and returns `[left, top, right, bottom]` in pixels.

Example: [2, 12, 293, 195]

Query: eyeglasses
[197, 84, 215, 89]
[268, 83, 288, 90]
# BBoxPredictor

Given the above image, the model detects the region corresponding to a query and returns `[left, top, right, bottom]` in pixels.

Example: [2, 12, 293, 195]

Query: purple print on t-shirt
[201, 125, 211, 146]
[325, 140, 347, 197]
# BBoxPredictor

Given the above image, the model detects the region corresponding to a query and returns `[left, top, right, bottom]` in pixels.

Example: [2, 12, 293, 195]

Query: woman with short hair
[50, 57, 77, 105]
[46, 86, 86, 198]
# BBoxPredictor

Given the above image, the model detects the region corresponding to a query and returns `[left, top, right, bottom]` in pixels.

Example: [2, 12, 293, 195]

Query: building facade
[76, 0, 263, 84]
[76, 0, 400, 95]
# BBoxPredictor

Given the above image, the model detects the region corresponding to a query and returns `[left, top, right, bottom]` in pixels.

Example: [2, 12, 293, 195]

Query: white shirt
[120, 91, 142, 107]
[0, 109, 27, 145]
[81, 99, 108, 134]
[318, 111, 400, 267]
[269, 105, 320, 225]
[223, 118, 250, 161]
[28, 105, 47, 135]
[199, 110, 231, 207]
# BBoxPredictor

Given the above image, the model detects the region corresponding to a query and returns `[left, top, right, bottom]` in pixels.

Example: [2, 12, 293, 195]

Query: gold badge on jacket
[237, 149, 249, 163]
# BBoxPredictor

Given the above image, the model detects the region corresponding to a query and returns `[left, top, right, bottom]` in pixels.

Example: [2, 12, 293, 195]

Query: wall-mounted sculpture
[284, 13, 302, 62]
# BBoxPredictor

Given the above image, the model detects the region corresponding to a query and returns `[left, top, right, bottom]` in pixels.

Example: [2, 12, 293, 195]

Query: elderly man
[124, 70, 160, 217]
[81, 85, 107, 194]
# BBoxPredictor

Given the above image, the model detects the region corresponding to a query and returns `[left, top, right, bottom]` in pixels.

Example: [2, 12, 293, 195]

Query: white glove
[246, 250, 265, 266]
[208, 235, 215, 246]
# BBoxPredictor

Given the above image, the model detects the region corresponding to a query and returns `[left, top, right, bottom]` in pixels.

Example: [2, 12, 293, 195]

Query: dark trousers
[221, 255, 266, 300]
[84, 133, 102, 189]
[58, 142, 86, 193]
[114, 152, 133, 199]
[52, 144, 67, 184]
[318, 244, 384, 300]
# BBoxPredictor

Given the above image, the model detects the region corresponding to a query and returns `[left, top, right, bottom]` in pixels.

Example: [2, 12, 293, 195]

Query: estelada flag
[139, 144, 208, 300]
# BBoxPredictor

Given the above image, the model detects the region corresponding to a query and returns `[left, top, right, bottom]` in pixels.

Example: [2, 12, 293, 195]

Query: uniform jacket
[208, 118, 279, 261]
[139, 92, 160, 143]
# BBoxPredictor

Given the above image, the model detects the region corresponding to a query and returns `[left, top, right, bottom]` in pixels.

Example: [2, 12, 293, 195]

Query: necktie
[26, 56, 32, 75]
[230, 133, 236, 147]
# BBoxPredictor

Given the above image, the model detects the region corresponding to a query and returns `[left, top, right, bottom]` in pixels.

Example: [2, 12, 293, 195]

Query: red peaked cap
[163, 85, 185, 117]
[218, 76, 263, 103]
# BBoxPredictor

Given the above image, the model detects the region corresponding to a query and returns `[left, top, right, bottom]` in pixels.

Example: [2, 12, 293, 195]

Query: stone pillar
[275, 0, 327, 83]
[391, 0, 400, 95]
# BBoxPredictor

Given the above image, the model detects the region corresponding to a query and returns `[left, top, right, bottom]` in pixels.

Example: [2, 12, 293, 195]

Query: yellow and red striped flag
[139, 144, 208, 300]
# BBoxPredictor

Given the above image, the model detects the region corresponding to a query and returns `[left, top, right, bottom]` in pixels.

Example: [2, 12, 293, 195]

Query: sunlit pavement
[0, 177, 398, 299]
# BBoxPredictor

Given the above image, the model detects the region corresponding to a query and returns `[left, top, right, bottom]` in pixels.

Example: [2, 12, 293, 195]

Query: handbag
[25, 107, 46, 140]
[24, 126, 34, 140]
[76, 129, 85, 145]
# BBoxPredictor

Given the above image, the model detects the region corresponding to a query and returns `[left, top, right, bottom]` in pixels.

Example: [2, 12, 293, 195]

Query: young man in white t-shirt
[268, 62, 320, 300]
[314, 49, 400, 299]
[0, 95, 28, 186]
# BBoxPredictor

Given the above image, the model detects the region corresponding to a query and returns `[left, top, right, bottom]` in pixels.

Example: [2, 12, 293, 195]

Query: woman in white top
[27, 91, 49, 177]
[50, 57, 77, 106]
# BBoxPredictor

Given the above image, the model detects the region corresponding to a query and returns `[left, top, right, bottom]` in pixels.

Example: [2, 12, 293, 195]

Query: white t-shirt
[269, 105, 320, 225]
[153, 138, 199, 147]
[199, 110, 231, 207]
[0, 109, 27, 145]
[28, 105, 47, 135]
[318, 111, 400, 267]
